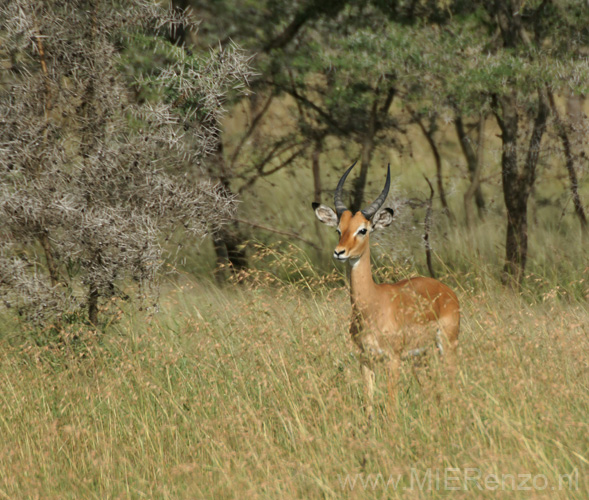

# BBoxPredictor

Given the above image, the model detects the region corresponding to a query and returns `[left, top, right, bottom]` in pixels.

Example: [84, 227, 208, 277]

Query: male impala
[312, 162, 460, 419]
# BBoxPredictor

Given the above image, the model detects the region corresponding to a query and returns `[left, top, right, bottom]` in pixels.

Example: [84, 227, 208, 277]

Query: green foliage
[191, 0, 589, 139]
[297, 5, 589, 117]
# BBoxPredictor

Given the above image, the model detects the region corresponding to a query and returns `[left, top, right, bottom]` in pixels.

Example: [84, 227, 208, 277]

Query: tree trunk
[412, 111, 453, 219]
[39, 232, 59, 287]
[207, 138, 248, 279]
[455, 114, 486, 227]
[493, 91, 549, 285]
[495, 93, 523, 284]
[88, 284, 99, 325]
[351, 101, 377, 213]
[212, 234, 230, 283]
[499, 98, 525, 285]
[465, 119, 486, 228]
[429, 131, 452, 220]
[211, 222, 247, 281]
[547, 90, 588, 233]
[503, 199, 529, 285]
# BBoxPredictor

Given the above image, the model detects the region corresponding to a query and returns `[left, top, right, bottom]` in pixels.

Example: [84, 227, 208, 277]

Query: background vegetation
[0, 0, 588, 498]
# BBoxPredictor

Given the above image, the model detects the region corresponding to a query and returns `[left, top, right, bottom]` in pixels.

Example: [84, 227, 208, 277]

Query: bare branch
[231, 217, 320, 250]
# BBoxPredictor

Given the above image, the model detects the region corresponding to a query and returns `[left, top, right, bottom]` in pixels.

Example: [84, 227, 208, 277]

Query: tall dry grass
[0, 240, 587, 499]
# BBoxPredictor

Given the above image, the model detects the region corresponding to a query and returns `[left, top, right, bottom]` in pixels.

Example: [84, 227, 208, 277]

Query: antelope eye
[357, 228, 367, 236]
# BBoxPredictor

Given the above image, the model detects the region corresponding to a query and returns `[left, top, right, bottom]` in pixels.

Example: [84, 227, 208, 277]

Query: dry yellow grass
[0, 242, 587, 499]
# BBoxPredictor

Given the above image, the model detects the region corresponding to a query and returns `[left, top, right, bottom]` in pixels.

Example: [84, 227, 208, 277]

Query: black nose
[334, 249, 345, 257]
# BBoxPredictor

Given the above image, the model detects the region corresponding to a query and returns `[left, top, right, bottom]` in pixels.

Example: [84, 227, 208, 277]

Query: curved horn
[361, 164, 391, 220]
[334, 161, 357, 217]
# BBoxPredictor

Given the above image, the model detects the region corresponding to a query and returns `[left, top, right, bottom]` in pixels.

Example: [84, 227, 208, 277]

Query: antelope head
[312, 162, 394, 263]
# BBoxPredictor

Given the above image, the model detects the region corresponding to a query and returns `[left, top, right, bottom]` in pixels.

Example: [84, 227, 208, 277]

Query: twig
[231, 217, 320, 250]
[237, 142, 307, 194]
[230, 92, 274, 168]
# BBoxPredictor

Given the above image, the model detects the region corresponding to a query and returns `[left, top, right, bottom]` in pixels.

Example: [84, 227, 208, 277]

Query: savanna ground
[0, 220, 588, 499]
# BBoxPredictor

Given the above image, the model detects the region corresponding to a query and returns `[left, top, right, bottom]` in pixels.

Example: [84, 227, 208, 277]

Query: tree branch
[263, 0, 347, 52]
[231, 217, 320, 250]
[275, 82, 348, 135]
[230, 92, 274, 168]
[238, 143, 307, 194]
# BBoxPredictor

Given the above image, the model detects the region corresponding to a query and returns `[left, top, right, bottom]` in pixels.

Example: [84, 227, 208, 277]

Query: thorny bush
[0, 0, 253, 325]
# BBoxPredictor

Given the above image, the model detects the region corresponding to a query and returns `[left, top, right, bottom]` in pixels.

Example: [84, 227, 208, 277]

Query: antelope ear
[371, 207, 394, 231]
[312, 203, 338, 227]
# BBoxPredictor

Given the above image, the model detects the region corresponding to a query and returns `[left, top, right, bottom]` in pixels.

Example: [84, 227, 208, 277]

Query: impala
[312, 162, 460, 419]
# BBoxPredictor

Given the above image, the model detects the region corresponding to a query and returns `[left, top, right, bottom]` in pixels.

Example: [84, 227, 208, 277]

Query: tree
[454, 112, 486, 228]
[343, 1, 589, 284]
[187, 0, 352, 270]
[287, 1, 588, 283]
[0, 0, 252, 324]
[481, 0, 588, 283]
[178, 0, 589, 285]
[269, 6, 400, 212]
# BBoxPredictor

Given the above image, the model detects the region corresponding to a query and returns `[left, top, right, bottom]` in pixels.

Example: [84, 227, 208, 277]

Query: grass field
[0, 232, 588, 499]
[2, 17, 588, 497]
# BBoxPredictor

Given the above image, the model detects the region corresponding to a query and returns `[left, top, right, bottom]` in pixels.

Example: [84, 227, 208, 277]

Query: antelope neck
[349, 244, 376, 310]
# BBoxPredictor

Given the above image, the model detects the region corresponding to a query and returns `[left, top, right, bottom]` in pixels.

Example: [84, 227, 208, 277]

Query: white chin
[333, 255, 349, 261]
